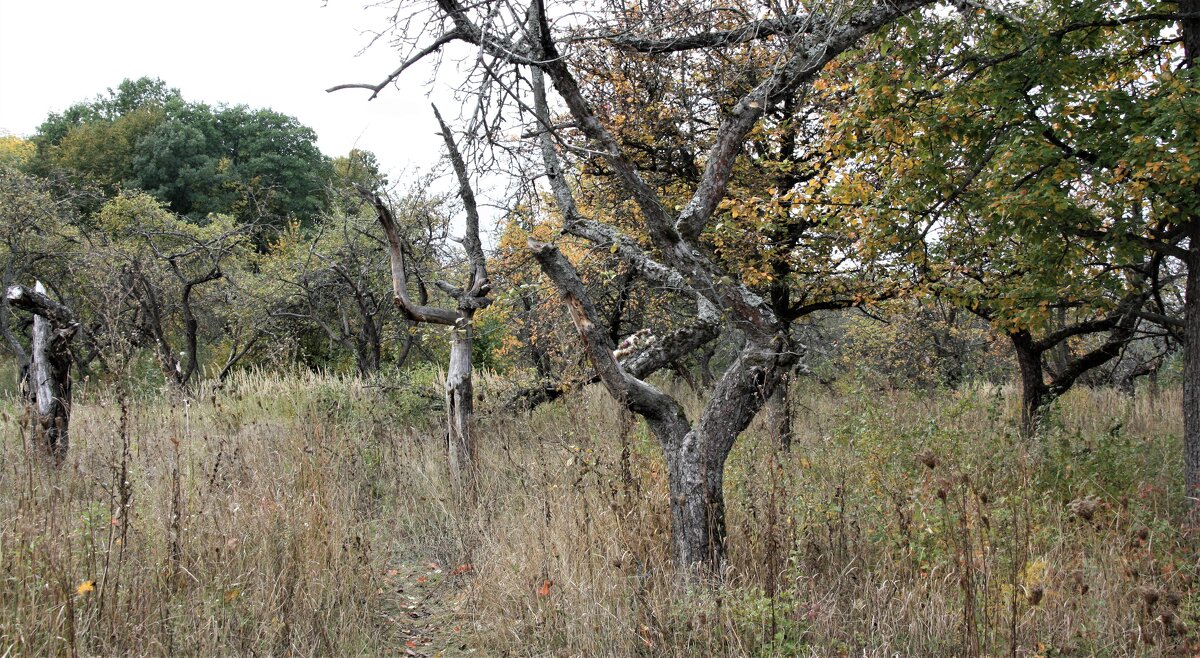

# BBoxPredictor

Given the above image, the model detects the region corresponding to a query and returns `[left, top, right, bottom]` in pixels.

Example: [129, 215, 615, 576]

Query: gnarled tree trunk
[8, 282, 78, 462]
[531, 241, 794, 572]
[362, 106, 492, 494]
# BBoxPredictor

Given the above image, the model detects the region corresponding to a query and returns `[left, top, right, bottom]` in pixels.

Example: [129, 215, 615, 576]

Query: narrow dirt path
[379, 559, 476, 657]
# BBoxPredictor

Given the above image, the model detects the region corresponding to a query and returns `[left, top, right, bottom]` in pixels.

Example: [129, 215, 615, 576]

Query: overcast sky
[0, 0, 450, 180]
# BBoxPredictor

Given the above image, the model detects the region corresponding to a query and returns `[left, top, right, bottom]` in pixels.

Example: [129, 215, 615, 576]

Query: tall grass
[1, 371, 1194, 656]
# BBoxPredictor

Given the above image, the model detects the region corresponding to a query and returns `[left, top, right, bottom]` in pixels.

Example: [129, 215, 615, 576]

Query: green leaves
[27, 78, 333, 238]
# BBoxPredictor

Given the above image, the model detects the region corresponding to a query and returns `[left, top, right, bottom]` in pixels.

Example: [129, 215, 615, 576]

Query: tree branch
[6, 284, 78, 331]
[360, 189, 460, 325]
[432, 104, 492, 303]
[327, 30, 463, 100]
[529, 239, 687, 426]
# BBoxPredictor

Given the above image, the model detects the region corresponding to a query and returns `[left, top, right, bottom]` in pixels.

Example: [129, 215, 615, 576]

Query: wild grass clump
[1, 370, 1195, 656]
[0, 369, 444, 656]
[454, 380, 1196, 657]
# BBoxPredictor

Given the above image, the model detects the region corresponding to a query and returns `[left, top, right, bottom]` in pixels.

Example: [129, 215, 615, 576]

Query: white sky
[0, 0, 451, 181]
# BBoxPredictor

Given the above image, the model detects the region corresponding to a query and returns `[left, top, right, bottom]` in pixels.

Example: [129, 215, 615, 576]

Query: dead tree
[362, 106, 492, 491]
[6, 282, 79, 462]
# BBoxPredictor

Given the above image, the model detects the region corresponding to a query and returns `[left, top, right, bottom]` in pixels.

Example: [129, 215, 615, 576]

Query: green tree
[813, 0, 1193, 434]
[0, 134, 35, 169]
[92, 192, 253, 388]
[28, 77, 181, 175]
[131, 103, 333, 232]
[29, 78, 333, 236]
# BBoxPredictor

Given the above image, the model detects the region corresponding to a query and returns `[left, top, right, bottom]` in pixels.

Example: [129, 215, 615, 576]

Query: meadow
[1, 369, 1194, 656]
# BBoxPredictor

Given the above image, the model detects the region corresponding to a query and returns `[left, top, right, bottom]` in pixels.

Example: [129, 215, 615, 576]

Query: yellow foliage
[0, 134, 35, 167]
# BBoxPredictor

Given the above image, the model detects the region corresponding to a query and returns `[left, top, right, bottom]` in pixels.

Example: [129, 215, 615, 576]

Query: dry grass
[1, 371, 1195, 656]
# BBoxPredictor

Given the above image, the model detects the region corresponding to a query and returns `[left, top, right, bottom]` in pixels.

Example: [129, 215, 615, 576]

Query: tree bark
[1010, 331, 1050, 436]
[8, 282, 77, 462]
[1184, 218, 1200, 520]
[663, 423, 727, 569]
[1180, 0, 1200, 523]
[697, 344, 717, 388]
[446, 316, 475, 488]
[770, 371, 793, 451]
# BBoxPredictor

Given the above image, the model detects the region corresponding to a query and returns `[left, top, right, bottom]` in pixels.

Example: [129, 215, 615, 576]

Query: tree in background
[829, 0, 1197, 472]
[131, 103, 332, 234]
[262, 210, 410, 377]
[91, 193, 252, 390]
[27, 77, 333, 238]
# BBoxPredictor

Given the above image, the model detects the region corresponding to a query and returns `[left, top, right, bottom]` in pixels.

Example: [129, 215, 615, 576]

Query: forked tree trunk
[664, 341, 794, 570]
[532, 240, 795, 572]
[446, 316, 475, 487]
[362, 106, 492, 496]
[1008, 307, 1139, 439]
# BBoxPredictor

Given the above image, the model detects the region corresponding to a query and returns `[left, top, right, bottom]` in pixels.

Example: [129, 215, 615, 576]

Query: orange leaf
[452, 563, 473, 576]
[76, 580, 95, 595]
[537, 579, 553, 597]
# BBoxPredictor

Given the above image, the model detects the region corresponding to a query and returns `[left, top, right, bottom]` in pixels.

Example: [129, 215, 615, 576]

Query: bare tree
[334, 0, 936, 572]
[361, 107, 493, 491]
[269, 216, 405, 376]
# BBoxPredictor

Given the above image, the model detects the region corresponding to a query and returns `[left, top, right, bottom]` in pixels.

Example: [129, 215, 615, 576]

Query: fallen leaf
[537, 579, 553, 597]
[76, 580, 95, 595]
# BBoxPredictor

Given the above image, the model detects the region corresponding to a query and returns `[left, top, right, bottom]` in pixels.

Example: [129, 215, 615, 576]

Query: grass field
[1, 370, 1195, 656]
